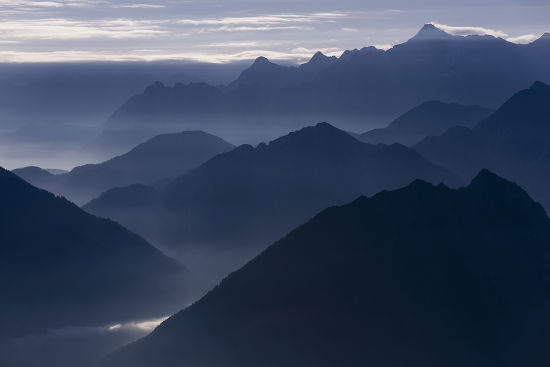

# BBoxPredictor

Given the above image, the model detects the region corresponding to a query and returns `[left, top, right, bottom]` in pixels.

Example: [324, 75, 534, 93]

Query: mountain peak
[253, 56, 270, 65]
[529, 80, 550, 92]
[421, 23, 439, 31]
[289, 122, 346, 137]
[468, 169, 507, 188]
[466, 169, 547, 220]
[145, 81, 166, 93]
[339, 46, 382, 61]
[309, 51, 328, 63]
[300, 51, 337, 71]
[268, 122, 359, 150]
[475, 80, 550, 133]
[411, 23, 453, 41]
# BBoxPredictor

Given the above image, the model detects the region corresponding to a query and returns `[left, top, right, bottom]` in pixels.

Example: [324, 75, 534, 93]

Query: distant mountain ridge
[14, 130, 234, 205]
[102, 24, 550, 149]
[415, 81, 550, 211]
[360, 100, 493, 145]
[105, 170, 550, 367]
[0, 167, 191, 341]
[85, 122, 461, 282]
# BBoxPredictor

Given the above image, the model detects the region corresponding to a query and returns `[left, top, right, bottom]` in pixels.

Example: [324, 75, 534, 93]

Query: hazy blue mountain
[415, 81, 550, 210]
[0, 167, 192, 341]
[0, 62, 245, 129]
[102, 24, 550, 148]
[13, 131, 234, 205]
[106, 170, 550, 367]
[360, 101, 493, 145]
[12, 166, 57, 186]
[0, 62, 247, 169]
[85, 123, 461, 281]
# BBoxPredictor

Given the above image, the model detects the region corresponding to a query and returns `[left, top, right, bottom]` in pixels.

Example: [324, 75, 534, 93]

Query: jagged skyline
[0, 0, 548, 63]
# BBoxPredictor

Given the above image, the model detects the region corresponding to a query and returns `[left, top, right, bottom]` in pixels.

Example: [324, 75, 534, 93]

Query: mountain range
[0, 167, 192, 341]
[84, 122, 461, 281]
[101, 24, 550, 149]
[13, 131, 234, 205]
[360, 100, 493, 145]
[415, 80, 550, 211]
[105, 170, 550, 367]
[0, 62, 245, 130]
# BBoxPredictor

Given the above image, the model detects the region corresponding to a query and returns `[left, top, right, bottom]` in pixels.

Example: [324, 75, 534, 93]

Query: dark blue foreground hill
[106, 170, 550, 367]
[0, 167, 191, 341]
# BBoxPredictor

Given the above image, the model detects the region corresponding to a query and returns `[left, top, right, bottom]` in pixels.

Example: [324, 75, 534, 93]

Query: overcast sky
[0, 0, 549, 63]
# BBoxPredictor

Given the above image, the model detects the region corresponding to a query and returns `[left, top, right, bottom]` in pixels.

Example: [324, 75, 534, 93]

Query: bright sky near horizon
[0, 0, 549, 63]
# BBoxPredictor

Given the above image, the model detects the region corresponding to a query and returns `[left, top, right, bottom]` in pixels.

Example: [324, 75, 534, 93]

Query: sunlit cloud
[0, 0, 99, 11]
[506, 34, 540, 44]
[431, 22, 508, 38]
[430, 22, 543, 44]
[373, 44, 393, 50]
[178, 12, 348, 27]
[111, 4, 166, 9]
[0, 47, 342, 63]
[291, 46, 341, 55]
[201, 25, 313, 33]
[107, 316, 168, 332]
[0, 1, 547, 64]
[17, 316, 171, 339]
[27, 1, 64, 7]
[206, 41, 264, 48]
[0, 18, 170, 40]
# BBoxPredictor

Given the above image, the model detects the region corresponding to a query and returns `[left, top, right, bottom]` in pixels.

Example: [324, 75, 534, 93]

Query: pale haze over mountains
[0, 20, 549, 168]
[0, 1, 549, 366]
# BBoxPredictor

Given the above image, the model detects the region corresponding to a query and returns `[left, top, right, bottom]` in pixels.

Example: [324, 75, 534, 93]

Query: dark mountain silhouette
[228, 52, 337, 89]
[85, 123, 461, 281]
[102, 24, 550, 148]
[0, 167, 192, 341]
[415, 81, 550, 210]
[105, 170, 550, 367]
[13, 131, 234, 205]
[360, 101, 493, 145]
[299, 51, 338, 73]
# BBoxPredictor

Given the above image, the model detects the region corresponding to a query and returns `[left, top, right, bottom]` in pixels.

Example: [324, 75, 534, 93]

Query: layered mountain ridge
[105, 170, 550, 367]
[85, 122, 461, 282]
[101, 23, 550, 149]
